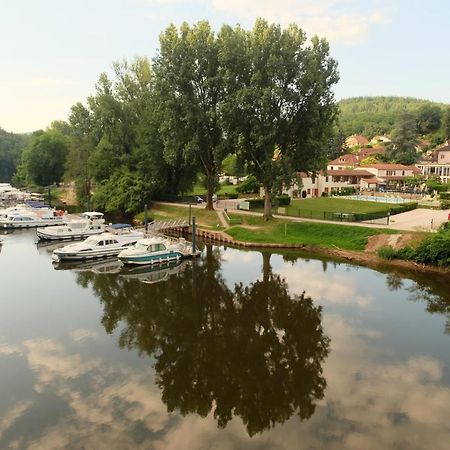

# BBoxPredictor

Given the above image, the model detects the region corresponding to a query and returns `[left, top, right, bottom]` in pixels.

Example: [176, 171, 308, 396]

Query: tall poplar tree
[220, 20, 339, 219]
[153, 21, 227, 210]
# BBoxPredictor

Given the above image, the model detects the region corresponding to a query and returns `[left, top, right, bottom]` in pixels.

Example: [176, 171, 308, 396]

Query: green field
[287, 198, 404, 215]
[226, 216, 397, 251]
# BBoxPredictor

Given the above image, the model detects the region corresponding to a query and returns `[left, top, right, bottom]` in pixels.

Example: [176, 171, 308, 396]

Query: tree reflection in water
[75, 246, 330, 436]
[386, 270, 450, 333]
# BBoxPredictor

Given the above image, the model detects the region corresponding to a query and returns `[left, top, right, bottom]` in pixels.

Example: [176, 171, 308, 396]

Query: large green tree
[17, 126, 69, 186]
[66, 57, 197, 213]
[153, 21, 228, 210]
[387, 112, 419, 164]
[220, 20, 339, 219]
[443, 106, 450, 140]
[417, 104, 442, 135]
[0, 128, 29, 183]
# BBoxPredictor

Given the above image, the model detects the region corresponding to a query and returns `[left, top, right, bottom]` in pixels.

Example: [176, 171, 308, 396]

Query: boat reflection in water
[53, 258, 123, 274]
[53, 257, 189, 282]
[73, 245, 330, 436]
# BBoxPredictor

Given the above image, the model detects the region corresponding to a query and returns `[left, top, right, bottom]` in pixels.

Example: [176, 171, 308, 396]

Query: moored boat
[52, 224, 143, 262]
[0, 209, 65, 229]
[37, 211, 106, 240]
[118, 236, 196, 265]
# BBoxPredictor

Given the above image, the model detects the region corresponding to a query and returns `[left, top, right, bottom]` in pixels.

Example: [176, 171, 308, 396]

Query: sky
[0, 0, 449, 133]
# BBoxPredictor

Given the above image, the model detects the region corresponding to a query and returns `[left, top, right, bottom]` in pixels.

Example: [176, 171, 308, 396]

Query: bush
[389, 202, 418, 214]
[276, 195, 291, 206]
[377, 245, 397, 260]
[248, 198, 265, 209]
[236, 175, 260, 194]
[412, 231, 450, 266]
[227, 193, 238, 199]
[440, 192, 450, 200]
[441, 200, 450, 209]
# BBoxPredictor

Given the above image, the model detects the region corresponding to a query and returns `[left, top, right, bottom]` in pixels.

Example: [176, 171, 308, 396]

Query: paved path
[153, 201, 450, 232]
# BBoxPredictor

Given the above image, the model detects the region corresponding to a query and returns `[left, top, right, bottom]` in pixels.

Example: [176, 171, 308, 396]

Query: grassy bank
[226, 215, 397, 251]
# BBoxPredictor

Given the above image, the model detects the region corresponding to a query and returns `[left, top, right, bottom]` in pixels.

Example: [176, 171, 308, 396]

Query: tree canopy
[15, 126, 69, 186]
[0, 128, 29, 183]
[220, 20, 339, 218]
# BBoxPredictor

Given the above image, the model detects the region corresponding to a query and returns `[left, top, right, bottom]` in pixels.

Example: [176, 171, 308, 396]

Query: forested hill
[338, 96, 449, 137]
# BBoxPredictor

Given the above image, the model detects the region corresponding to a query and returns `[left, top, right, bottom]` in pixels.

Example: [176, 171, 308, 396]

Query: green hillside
[338, 96, 449, 138]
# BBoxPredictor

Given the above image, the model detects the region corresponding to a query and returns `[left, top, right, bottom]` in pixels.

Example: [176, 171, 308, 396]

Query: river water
[0, 230, 450, 449]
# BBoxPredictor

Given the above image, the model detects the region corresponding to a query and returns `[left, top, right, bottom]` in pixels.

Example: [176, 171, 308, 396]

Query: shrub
[248, 198, 265, 209]
[412, 231, 450, 266]
[227, 193, 238, 199]
[440, 192, 450, 200]
[332, 187, 357, 196]
[236, 175, 260, 194]
[440, 200, 450, 209]
[276, 195, 291, 206]
[377, 245, 397, 260]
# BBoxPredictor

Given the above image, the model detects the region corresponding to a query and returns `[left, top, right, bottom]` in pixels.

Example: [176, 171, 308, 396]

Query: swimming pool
[343, 195, 414, 204]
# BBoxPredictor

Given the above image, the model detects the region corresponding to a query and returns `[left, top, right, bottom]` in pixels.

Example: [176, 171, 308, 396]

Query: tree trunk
[263, 186, 272, 221]
[205, 174, 215, 210]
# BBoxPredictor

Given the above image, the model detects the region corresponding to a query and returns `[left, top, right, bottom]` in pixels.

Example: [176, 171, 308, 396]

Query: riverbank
[138, 202, 449, 275]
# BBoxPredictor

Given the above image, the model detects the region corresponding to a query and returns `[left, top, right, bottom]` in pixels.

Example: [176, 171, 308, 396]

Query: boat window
[97, 241, 105, 246]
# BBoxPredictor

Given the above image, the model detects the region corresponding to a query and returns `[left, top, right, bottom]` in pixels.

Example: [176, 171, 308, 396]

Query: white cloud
[143, 0, 390, 46]
[277, 263, 373, 307]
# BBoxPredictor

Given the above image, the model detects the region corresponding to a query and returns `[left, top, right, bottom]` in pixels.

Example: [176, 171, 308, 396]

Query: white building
[416, 141, 450, 183]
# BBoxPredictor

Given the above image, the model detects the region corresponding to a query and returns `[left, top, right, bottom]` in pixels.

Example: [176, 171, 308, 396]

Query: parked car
[195, 196, 204, 204]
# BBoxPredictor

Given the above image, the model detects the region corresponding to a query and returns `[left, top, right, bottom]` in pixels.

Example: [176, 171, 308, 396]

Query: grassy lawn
[226, 217, 397, 251]
[287, 197, 405, 215]
[136, 203, 223, 229]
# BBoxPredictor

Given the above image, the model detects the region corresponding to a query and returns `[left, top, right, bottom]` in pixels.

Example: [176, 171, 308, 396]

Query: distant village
[285, 134, 450, 199]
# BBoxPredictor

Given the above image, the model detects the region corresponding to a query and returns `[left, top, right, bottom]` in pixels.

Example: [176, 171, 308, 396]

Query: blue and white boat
[118, 236, 194, 266]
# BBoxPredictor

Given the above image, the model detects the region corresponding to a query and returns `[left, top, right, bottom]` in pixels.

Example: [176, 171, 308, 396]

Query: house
[416, 141, 450, 183]
[327, 146, 385, 170]
[345, 134, 369, 148]
[284, 169, 373, 198]
[328, 154, 359, 170]
[361, 164, 421, 190]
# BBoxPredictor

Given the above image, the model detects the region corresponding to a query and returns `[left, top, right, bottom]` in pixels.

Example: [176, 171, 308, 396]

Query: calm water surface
[1, 230, 450, 449]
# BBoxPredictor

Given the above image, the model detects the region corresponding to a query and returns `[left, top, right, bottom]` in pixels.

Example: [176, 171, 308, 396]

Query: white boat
[118, 236, 196, 265]
[0, 209, 65, 229]
[52, 224, 143, 262]
[37, 212, 106, 240]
